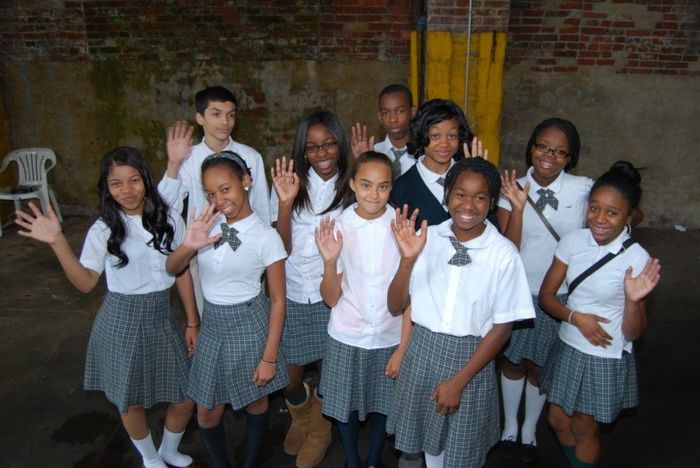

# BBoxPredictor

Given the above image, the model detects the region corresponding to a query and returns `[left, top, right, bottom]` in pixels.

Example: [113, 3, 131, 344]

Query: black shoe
[520, 442, 539, 464]
[494, 437, 520, 460]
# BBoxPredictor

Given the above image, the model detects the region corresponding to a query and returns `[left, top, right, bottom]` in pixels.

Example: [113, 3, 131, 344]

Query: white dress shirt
[373, 135, 415, 176]
[270, 168, 342, 303]
[556, 229, 650, 358]
[80, 210, 185, 294]
[328, 205, 403, 349]
[498, 167, 593, 294]
[198, 212, 287, 305]
[158, 137, 271, 225]
[415, 156, 452, 209]
[409, 219, 535, 337]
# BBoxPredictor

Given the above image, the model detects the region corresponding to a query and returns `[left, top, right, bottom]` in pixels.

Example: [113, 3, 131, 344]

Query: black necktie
[535, 188, 558, 211]
[448, 236, 471, 266]
[391, 148, 407, 179]
[436, 177, 445, 186]
[214, 223, 242, 251]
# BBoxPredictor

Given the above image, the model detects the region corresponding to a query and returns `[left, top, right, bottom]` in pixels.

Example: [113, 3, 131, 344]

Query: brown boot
[284, 381, 312, 456]
[295, 387, 332, 468]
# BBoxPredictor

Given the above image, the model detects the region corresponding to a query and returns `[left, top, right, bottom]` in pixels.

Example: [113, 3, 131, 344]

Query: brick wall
[507, 0, 699, 76]
[0, 0, 413, 63]
[427, 0, 511, 32]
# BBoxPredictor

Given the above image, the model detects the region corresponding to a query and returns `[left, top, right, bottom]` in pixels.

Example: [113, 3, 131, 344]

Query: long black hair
[291, 110, 351, 215]
[97, 147, 175, 267]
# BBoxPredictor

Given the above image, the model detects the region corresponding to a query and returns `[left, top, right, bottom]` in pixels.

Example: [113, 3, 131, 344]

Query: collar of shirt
[307, 166, 339, 188]
[435, 218, 496, 250]
[585, 227, 629, 254]
[417, 155, 452, 184]
[198, 136, 235, 154]
[342, 203, 393, 229]
[526, 166, 565, 194]
[216, 211, 259, 235]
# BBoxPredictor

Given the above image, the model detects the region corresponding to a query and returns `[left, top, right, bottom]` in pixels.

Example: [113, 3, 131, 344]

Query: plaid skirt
[319, 336, 397, 423]
[503, 294, 566, 367]
[386, 325, 500, 468]
[540, 338, 639, 423]
[187, 293, 290, 410]
[83, 289, 190, 413]
[280, 299, 330, 366]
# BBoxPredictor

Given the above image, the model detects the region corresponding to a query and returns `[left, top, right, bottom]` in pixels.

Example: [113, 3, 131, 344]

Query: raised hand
[271, 156, 300, 204]
[500, 169, 529, 211]
[350, 122, 375, 159]
[315, 217, 342, 263]
[463, 136, 489, 160]
[15, 202, 62, 244]
[183, 204, 222, 250]
[167, 120, 194, 165]
[571, 311, 612, 347]
[625, 258, 661, 302]
[390, 204, 427, 260]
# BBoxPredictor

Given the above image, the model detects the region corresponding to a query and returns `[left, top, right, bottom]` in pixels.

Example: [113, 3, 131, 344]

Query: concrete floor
[1, 216, 698, 468]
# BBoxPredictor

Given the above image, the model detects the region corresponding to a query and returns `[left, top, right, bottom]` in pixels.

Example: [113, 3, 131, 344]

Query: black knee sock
[199, 422, 231, 468]
[243, 410, 269, 468]
[367, 412, 387, 467]
[336, 411, 361, 468]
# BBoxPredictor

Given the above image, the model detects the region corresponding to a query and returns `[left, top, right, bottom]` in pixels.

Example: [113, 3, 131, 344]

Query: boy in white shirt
[158, 86, 270, 312]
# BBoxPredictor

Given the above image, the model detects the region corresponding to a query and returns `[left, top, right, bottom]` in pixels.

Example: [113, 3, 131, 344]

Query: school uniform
[80, 211, 190, 413]
[186, 212, 290, 410]
[386, 219, 535, 468]
[499, 168, 593, 366]
[374, 135, 415, 177]
[390, 158, 450, 228]
[540, 228, 650, 423]
[270, 168, 342, 365]
[318, 205, 402, 423]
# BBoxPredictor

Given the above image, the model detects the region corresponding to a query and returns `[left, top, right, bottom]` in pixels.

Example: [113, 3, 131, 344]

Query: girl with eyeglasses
[269, 110, 352, 467]
[495, 118, 594, 463]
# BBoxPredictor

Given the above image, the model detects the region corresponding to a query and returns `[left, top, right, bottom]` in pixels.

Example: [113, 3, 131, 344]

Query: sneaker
[520, 442, 539, 464]
[494, 437, 520, 460]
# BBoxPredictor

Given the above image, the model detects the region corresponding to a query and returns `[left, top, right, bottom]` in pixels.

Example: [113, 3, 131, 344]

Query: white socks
[131, 433, 167, 468]
[521, 380, 547, 446]
[424, 451, 445, 468]
[158, 428, 193, 467]
[500, 374, 525, 441]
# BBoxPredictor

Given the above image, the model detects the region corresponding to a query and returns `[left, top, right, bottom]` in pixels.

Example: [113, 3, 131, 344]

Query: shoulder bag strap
[567, 237, 638, 295]
[516, 182, 560, 242]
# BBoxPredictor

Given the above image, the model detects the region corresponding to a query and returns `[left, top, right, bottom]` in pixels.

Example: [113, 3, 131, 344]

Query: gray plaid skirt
[503, 294, 566, 367]
[83, 289, 190, 413]
[280, 299, 330, 366]
[540, 338, 639, 423]
[319, 336, 397, 423]
[187, 293, 289, 410]
[386, 325, 500, 468]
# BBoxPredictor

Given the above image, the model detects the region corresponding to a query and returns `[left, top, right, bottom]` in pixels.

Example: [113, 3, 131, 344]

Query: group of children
[15, 83, 661, 468]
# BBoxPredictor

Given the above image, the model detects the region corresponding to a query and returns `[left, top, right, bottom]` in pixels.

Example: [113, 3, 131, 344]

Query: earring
[244, 185, 250, 192]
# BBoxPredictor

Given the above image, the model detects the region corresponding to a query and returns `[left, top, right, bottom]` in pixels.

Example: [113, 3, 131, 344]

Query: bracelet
[260, 358, 276, 365]
[186, 322, 200, 328]
[567, 309, 576, 324]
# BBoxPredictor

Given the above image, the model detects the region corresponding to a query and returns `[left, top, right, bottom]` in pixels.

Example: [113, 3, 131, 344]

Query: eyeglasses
[305, 141, 338, 155]
[533, 142, 569, 159]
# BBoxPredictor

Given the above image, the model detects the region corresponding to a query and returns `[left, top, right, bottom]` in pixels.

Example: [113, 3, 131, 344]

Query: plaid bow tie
[214, 223, 242, 251]
[535, 188, 558, 211]
[448, 236, 471, 266]
[391, 148, 407, 179]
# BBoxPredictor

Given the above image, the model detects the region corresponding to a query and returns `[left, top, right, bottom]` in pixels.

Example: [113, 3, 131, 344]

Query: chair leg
[48, 188, 62, 222]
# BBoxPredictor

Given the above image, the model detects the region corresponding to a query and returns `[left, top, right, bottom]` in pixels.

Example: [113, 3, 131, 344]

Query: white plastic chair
[0, 147, 62, 237]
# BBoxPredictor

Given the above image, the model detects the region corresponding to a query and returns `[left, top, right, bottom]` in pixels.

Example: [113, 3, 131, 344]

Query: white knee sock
[158, 428, 193, 467]
[424, 451, 444, 468]
[521, 380, 547, 446]
[131, 433, 166, 468]
[500, 373, 525, 441]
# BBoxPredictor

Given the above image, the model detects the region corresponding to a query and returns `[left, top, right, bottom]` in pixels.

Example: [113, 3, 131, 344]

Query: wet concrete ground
[1, 216, 698, 468]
